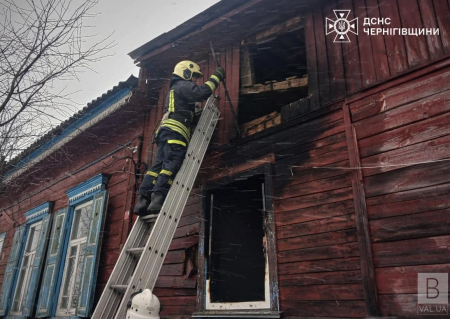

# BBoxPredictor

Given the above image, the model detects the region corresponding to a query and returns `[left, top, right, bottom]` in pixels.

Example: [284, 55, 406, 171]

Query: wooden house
[1, 0, 450, 318]
[0, 75, 147, 318]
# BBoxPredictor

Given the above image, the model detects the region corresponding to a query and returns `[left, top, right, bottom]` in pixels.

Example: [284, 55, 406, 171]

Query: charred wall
[136, 0, 450, 317]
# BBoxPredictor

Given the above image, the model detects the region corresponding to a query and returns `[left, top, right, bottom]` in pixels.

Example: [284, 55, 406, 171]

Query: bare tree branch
[0, 0, 114, 191]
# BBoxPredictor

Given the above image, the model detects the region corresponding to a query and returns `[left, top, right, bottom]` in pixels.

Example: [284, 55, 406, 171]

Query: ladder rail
[92, 102, 212, 318]
[113, 99, 219, 319]
[92, 96, 219, 319]
[139, 102, 217, 288]
[130, 98, 216, 289]
[91, 218, 150, 318]
[144, 111, 218, 289]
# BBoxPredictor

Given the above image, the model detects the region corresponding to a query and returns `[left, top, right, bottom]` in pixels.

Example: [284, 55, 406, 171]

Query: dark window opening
[239, 19, 308, 137]
[252, 32, 307, 84]
[205, 174, 266, 303]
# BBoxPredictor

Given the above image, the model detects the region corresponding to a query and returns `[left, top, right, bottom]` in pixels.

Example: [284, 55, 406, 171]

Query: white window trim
[0, 233, 6, 261]
[55, 200, 92, 317]
[205, 182, 271, 311]
[205, 258, 271, 310]
[10, 220, 43, 316]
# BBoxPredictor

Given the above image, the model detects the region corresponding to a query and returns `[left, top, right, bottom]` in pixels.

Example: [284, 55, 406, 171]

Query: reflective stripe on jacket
[159, 75, 213, 142]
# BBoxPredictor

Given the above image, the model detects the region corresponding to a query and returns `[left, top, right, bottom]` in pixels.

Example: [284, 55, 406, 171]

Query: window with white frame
[0, 233, 6, 261]
[0, 202, 52, 318]
[10, 221, 43, 315]
[194, 165, 280, 318]
[206, 175, 268, 308]
[56, 200, 92, 316]
[35, 173, 109, 318]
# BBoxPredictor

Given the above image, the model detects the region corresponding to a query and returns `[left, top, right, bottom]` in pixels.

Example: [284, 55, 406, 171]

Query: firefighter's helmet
[173, 60, 203, 80]
[126, 289, 161, 319]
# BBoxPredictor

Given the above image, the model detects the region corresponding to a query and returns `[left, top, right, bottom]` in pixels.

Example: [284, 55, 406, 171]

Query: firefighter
[134, 60, 225, 215]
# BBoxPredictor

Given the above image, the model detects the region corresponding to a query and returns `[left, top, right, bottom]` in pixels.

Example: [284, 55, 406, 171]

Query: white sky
[66, 0, 220, 107]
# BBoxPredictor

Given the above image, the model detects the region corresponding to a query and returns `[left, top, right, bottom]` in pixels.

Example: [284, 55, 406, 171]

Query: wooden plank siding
[295, 0, 450, 118]
[314, 7, 332, 106]
[343, 104, 379, 316]
[0, 94, 202, 318]
[324, 0, 347, 101]
[1, 139, 143, 309]
[365, 0, 391, 82]
[354, 0, 378, 87]
[152, 189, 201, 317]
[1, 0, 450, 318]
[186, 1, 450, 316]
[339, 0, 363, 94]
[349, 57, 450, 318]
[198, 108, 368, 317]
[140, 0, 450, 146]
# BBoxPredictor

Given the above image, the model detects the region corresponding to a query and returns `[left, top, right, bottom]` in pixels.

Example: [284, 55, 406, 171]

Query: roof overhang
[128, 0, 251, 61]
[129, 0, 314, 70]
[3, 88, 133, 183]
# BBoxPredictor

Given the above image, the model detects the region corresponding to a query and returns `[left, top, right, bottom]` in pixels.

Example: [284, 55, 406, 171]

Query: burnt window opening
[239, 18, 308, 137]
[252, 32, 307, 83]
[204, 174, 268, 305]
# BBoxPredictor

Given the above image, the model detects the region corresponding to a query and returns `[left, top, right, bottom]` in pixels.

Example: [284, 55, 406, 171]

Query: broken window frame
[194, 164, 279, 318]
[237, 16, 308, 138]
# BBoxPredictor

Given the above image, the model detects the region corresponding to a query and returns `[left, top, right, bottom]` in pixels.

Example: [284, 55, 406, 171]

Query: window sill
[192, 310, 280, 318]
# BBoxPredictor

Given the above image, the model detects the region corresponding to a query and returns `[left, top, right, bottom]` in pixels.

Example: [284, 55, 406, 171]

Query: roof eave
[3, 75, 138, 181]
[128, 0, 252, 62]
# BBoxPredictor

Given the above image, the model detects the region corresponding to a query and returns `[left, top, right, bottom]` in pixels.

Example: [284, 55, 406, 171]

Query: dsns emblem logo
[326, 10, 358, 43]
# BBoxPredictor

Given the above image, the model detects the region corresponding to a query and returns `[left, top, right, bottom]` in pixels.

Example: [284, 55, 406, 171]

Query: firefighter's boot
[147, 192, 165, 214]
[133, 195, 151, 216]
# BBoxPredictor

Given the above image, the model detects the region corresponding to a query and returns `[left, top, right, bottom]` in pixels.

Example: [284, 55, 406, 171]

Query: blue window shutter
[76, 190, 109, 317]
[0, 225, 26, 316]
[36, 208, 69, 318]
[22, 213, 52, 316]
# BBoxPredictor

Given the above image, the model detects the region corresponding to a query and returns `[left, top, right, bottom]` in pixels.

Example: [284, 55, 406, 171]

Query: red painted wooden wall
[350, 64, 450, 318]
[303, 0, 450, 112]
[134, 0, 450, 317]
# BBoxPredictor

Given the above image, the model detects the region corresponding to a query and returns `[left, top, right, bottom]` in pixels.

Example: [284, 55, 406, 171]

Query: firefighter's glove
[214, 67, 226, 81]
[206, 67, 226, 92]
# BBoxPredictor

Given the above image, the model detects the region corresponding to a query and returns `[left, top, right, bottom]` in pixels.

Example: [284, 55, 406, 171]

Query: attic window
[239, 17, 308, 137]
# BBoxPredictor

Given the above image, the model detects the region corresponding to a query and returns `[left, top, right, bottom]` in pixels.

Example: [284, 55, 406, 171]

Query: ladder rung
[141, 214, 158, 222]
[92, 96, 219, 319]
[110, 285, 128, 292]
[126, 247, 144, 256]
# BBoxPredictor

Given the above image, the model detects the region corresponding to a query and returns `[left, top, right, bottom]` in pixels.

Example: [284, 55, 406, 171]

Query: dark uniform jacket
[159, 75, 214, 143]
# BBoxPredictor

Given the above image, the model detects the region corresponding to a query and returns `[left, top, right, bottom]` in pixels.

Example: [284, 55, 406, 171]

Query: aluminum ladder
[92, 96, 220, 319]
